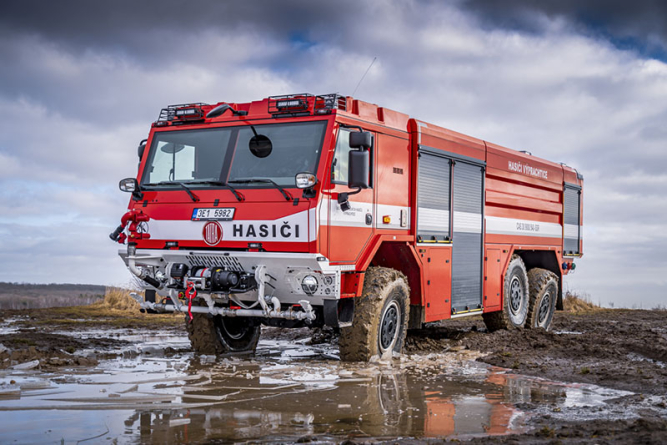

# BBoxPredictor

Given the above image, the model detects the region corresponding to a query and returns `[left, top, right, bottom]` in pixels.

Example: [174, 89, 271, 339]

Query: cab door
[327, 127, 375, 263]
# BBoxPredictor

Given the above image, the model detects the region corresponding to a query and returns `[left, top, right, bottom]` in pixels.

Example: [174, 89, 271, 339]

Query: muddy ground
[408, 309, 667, 444]
[407, 309, 667, 396]
[1, 306, 666, 443]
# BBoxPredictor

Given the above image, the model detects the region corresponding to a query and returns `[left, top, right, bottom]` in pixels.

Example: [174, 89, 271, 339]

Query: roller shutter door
[451, 161, 484, 313]
[563, 186, 581, 254]
[417, 152, 451, 241]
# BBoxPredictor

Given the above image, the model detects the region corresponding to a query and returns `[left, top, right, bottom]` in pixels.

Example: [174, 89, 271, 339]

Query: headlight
[301, 275, 318, 295]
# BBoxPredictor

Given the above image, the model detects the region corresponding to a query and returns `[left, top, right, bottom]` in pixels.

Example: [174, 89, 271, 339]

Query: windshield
[141, 121, 326, 188]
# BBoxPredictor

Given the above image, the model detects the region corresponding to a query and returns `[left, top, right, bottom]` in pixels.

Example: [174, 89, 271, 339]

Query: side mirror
[295, 172, 318, 189]
[119, 178, 143, 200]
[119, 178, 139, 192]
[348, 150, 370, 189]
[296, 172, 318, 199]
[137, 139, 147, 160]
[349, 131, 372, 149]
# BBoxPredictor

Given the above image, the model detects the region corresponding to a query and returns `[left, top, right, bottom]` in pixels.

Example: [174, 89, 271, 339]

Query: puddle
[626, 352, 667, 369]
[0, 318, 23, 335]
[0, 330, 635, 443]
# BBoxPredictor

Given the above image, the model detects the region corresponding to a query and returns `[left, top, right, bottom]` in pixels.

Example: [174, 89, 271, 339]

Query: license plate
[191, 208, 235, 221]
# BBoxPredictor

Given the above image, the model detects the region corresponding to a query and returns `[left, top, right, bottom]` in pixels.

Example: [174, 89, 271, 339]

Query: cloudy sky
[1, 0, 665, 307]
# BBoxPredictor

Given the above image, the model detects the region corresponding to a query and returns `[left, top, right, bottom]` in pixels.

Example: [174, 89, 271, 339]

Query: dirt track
[1, 306, 667, 443]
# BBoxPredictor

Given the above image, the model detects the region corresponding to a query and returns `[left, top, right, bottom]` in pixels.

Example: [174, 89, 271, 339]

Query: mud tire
[339, 267, 410, 362]
[186, 309, 260, 355]
[483, 255, 529, 332]
[526, 268, 559, 330]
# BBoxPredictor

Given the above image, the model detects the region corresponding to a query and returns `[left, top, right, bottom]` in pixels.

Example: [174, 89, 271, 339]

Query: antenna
[352, 57, 377, 97]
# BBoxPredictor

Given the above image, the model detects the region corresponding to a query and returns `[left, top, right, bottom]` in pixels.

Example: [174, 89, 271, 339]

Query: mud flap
[324, 299, 354, 328]
[145, 289, 156, 303]
[408, 304, 424, 330]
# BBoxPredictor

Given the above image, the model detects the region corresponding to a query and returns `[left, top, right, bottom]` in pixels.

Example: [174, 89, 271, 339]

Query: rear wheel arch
[512, 250, 563, 310]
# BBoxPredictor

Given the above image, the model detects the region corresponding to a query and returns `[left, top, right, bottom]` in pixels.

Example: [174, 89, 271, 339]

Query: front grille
[188, 255, 244, 272]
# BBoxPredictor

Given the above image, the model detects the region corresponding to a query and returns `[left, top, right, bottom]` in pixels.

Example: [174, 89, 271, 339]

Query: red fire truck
[111, 93, 583, 361]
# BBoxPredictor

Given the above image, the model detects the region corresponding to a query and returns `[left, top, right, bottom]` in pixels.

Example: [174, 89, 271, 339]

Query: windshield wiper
[143, 181, 200, 202]
[228, 178, 293, 201]
[182, 180, 244, 202]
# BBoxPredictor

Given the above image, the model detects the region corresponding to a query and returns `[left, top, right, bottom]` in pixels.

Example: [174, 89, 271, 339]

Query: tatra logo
[202, 221, 223, 245]
[232, 222, 301, 239]
[137, 222, 149, 234]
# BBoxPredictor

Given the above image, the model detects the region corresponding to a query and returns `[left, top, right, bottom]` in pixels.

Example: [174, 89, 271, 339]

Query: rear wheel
[526, 268, 558, 330]
[186, 309, 260, 355]
[483, 255, 529, 332]
[339, 267, 410, 362]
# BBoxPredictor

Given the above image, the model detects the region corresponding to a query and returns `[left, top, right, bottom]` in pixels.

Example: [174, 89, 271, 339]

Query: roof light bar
[276, 99, 306, 110]
[175, 108, 199, 116]
[268, 93, 346, 116]
[156, 103, 208, 123]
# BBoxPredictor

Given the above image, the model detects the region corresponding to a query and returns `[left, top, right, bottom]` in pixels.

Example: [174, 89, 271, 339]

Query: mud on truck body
[111, 93, 583, 361]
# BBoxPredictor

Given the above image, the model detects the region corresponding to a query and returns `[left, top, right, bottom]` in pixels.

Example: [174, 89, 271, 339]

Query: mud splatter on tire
[186, 304, 260, 355]
[526, 268, 559, 330]
[339, 267, 410, 362]
[483, 255, 529, 332]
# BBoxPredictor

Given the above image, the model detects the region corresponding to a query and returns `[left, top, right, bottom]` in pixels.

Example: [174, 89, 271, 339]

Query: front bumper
[119, 248, 342, 306]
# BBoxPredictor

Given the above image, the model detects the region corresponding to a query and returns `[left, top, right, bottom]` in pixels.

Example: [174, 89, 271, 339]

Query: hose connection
[109, 209, 151, 244]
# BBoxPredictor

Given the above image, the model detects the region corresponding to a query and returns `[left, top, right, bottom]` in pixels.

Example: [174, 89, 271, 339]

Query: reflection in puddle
[0, 330, 632, 443]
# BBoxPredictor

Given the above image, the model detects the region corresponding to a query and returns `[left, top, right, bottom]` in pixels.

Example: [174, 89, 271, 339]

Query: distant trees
[0, 282, 105, 309]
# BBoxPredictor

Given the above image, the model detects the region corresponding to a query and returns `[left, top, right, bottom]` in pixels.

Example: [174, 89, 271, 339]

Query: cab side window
[331, 129, 351, 184]
[331, 128, 374, 186]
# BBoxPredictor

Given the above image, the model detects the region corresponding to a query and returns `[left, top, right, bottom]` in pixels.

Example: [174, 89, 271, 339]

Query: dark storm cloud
[462, 0, 667, 58]
[0, 0, 346, 53]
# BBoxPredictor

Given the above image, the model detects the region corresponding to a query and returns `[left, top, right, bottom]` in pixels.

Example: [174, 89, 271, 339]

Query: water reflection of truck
[111, 94, 583, 360]
[123, 370, 557, 441]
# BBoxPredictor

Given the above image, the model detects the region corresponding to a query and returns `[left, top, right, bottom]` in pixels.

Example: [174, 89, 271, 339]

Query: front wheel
[186, 311, 261, 355]
[339, 267, 410, 362]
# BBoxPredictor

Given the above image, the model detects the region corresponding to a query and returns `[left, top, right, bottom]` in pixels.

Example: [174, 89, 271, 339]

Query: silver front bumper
[119, 248, 342, 306]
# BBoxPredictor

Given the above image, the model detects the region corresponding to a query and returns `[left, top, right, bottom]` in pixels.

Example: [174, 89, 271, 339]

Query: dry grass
[9, 287, 183, 328]
[563, 291, 600, 313]
[102, 287, 141, 311]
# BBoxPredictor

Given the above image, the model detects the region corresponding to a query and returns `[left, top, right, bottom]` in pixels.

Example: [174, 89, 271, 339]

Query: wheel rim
[220, 318, 248, 340]
[509, 276, 524, 315]
[538, 292, 552, 325]
[379, 301, 401, 353]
